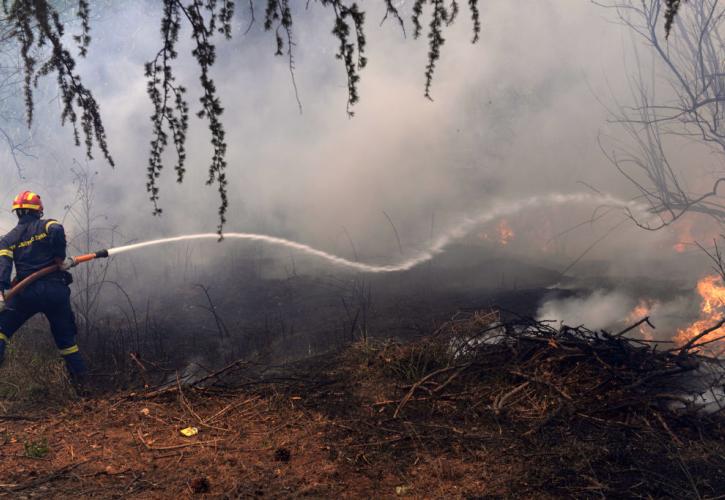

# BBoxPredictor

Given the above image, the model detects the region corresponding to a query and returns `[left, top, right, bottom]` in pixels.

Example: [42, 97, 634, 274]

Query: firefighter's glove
[60, 257, 76, 271]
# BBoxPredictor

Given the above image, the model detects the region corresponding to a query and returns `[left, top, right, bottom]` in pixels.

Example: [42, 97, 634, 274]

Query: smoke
[537, 290, 697, 340]
[538, 290, 636, 331]
[2, 0, 646, 253]
[0, 0, 719, 361]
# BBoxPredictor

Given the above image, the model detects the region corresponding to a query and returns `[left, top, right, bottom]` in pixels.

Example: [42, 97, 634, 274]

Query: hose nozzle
[71, 249, 109, 267]
[6, 249, 111, 302]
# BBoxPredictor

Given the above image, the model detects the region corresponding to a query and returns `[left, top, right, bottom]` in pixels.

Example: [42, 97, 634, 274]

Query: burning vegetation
[478, 218, 515, 246]
[496, 219, 515, 246]
[626, 299, 656, 341]
[676, 275, 725, 355]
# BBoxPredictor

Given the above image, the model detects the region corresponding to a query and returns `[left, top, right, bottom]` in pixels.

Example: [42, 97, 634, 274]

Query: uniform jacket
[0, 214, 67, 290]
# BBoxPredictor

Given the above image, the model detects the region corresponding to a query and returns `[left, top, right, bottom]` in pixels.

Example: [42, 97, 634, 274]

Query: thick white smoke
[0, 0, 716, 335]
[537, 291, 634, 332]
[537, 290, 697, 340]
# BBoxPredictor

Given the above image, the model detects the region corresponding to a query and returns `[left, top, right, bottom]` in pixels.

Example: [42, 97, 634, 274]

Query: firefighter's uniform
[0, 193, 86, 376]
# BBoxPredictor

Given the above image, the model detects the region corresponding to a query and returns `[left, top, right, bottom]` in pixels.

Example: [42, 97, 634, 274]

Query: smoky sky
[0, 0, 716, 285]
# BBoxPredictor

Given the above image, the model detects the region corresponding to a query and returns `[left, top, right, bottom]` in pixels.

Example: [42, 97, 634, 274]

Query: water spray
[103, 193, 648, 272]
[4, 192, 649, 300]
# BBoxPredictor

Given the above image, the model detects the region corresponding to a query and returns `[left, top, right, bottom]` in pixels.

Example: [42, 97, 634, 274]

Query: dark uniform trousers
[0, 279, 86, 375]
[0, 215, 86, 376]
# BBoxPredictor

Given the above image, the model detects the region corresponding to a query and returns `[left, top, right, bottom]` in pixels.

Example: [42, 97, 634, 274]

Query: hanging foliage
[664, 0, 687, 37]
[3, 0, 113, 167]
[2, 1, 687, 233]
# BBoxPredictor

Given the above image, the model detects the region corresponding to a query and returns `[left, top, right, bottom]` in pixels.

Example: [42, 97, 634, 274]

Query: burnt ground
[1, 312, 724, 499]
[71, 242, 695, 391]
[0, 356, 513, 499]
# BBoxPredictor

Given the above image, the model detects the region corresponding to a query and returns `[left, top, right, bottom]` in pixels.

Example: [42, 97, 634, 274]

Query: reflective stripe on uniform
[15, 232, 48, 249]
[4, 222, 55, 252]
[59, 345, 79, 356]
[0, 333, 8, 343]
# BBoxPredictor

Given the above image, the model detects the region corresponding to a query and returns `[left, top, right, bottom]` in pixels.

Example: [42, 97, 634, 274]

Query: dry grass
[0, 325, 76, 411]
[0, 311, 723, 498]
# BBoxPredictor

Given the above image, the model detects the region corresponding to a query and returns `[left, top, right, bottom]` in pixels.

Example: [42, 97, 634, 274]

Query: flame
[676, 275, 725, 350]
[673, 217, 694, 253]
[672, 215, 720, 253]
[626, 299, 655, 340]
[478, 219, 515, 246]
[497, 219, 514, 246]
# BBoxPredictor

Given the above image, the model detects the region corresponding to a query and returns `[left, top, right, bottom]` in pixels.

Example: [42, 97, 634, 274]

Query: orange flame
[676, 275, 725, 350]
[479, 219, 515, 246]
[626, 299, 655, 340]
[672, 215, 720, 253]
[673, 218, 694, 253]
[497, 219, 514, 246]
[673, 242, 688, 253]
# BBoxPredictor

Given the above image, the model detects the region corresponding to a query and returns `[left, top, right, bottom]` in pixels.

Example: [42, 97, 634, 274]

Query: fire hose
[4, 249, 109, 302]
[0, 193, 652, 303]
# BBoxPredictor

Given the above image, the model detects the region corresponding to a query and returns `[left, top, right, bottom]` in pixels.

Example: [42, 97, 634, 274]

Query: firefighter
[0, 191, 86, 380]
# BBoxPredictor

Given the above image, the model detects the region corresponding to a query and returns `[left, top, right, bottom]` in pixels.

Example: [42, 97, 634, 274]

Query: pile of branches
[339, 310, 725, 497]
[393, 310, 725, 422]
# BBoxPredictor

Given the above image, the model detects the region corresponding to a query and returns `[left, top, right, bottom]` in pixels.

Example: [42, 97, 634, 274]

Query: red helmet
[12, 191, 43, 212]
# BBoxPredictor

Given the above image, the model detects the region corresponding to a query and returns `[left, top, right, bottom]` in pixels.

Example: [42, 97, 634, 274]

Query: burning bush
[677, 275, 725, 355]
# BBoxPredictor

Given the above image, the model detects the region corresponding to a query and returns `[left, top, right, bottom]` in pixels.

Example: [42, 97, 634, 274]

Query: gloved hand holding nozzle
[60, 257, 77, 271]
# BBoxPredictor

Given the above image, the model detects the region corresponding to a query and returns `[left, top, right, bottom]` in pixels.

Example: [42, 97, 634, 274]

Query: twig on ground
[5, 461, 89, 492]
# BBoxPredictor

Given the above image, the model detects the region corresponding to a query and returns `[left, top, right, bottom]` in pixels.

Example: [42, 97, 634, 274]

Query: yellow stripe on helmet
[45, 220, 59, 232]
[59, 345, 79, 356]
[12, 203, 42, 210]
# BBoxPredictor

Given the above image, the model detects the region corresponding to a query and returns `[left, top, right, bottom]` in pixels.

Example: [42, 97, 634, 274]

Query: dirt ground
[1, 329, 724, 499]
[0, 376, 502, 499]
